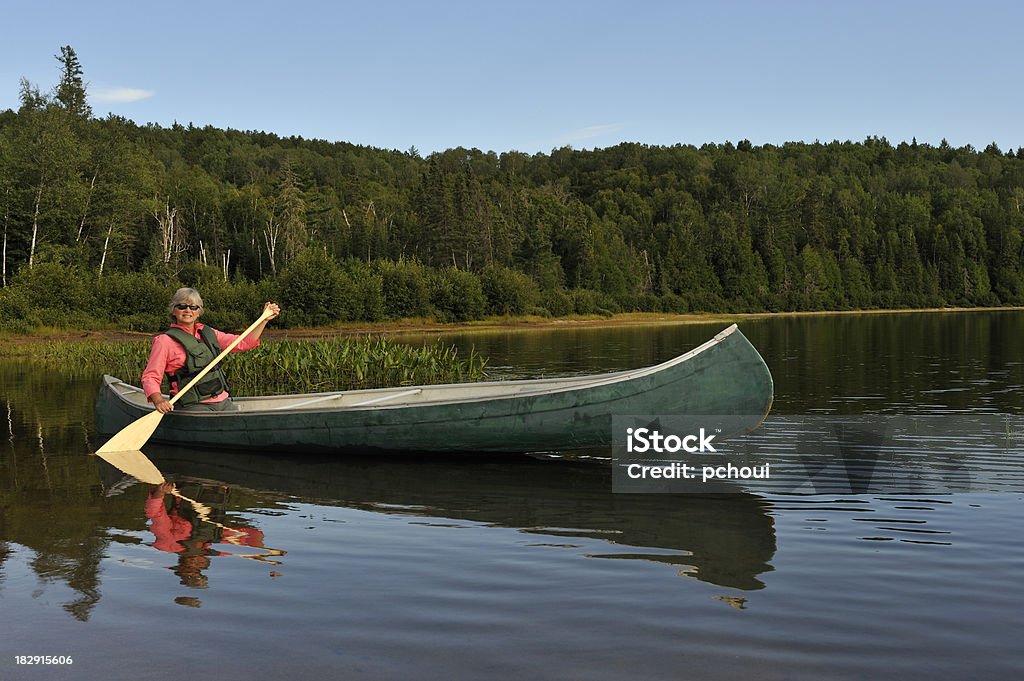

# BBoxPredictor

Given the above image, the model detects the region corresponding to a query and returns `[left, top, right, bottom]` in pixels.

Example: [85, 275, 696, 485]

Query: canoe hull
[95, 325, 773, 455]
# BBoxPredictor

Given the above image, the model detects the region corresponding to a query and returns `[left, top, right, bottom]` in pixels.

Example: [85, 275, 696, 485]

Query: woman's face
[172, 301, 202, 326]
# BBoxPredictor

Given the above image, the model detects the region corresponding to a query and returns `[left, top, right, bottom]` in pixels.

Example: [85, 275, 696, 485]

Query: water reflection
[1, 366, 121, 622]
[142, 444, 777, 591]
[144, 479, 281, 594]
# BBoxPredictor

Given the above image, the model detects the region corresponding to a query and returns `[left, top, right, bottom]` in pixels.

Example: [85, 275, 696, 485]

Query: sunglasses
[174, 304, 201, 311]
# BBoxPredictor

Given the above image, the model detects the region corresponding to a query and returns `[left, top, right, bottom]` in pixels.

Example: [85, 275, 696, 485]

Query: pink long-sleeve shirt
[145, 496, 193, 553]
[141, 323, 260, 403]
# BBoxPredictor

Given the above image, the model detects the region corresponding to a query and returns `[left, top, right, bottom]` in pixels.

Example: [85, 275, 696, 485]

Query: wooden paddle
[95, 306, 275, 480]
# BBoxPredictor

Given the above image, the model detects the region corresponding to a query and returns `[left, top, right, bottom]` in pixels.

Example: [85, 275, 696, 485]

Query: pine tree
[54, 46, 91, 119]
[278, 160, 308, 266]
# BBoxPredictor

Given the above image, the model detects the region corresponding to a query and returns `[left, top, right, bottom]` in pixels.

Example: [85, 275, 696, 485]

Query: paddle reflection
[145, 478, 285, 594]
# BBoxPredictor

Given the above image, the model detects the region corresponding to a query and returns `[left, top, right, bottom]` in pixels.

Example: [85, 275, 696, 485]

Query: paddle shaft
[168, 306, 274, 406]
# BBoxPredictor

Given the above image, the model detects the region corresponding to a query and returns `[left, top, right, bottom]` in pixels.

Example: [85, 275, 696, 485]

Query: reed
[33, 337, 487, 395]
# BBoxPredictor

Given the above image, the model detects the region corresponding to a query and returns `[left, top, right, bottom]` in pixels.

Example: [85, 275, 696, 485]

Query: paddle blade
[95, 449, 165, 484]
[97, 409, 164, 455]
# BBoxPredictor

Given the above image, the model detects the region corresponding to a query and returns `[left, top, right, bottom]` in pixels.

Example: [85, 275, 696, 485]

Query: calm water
[1, 312, 1022, 680]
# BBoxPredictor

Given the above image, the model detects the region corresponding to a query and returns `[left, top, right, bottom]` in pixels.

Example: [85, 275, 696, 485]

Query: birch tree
[262, 212, 281, 274]
[153, 201, 187, 266]
[0, 131, 11, 286]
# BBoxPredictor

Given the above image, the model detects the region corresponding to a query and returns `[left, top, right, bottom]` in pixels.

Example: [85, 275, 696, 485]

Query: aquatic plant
[31, 337, 487, 396]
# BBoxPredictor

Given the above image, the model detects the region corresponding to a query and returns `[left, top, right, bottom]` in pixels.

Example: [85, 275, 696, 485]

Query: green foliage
[569, 288, 606, 315]
[429, 267, 486, 322]
[276, 249, 354, 327]
[658, 293, 689, 313]
[342, 259, 385, 322]
[541, 288, 573, 317]
[197, 277, 272, 331]
[0, 286, 32, 332]
[3, 47, 1024, 322]
[12, 262, 93, 311]
[27, 336, 488, 395]
[31, 340, 149, 380]
[480, 264, 539, 316]
[95, 271, 167, 331]
[233, 337, 487, 393]
[176, 261, 224, 290]
[376, 259, 432, 319]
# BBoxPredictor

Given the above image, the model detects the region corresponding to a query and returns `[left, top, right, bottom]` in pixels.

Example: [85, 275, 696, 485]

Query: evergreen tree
[54, 46, 91, 119]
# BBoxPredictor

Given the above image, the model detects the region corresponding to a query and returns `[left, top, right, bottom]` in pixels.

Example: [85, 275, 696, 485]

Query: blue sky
[2, 1, 1021, 154]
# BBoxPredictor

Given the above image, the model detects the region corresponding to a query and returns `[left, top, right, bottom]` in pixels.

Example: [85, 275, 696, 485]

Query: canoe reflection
[143, 445, 777, 591]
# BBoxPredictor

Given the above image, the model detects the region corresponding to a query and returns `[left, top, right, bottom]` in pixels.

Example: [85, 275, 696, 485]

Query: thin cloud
[92, 87, 155, 103]
[551, 123, 624, 147]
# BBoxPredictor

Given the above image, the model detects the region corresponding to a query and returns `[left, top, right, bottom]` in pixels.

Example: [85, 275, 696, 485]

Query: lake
[1, 311, 1022, 680]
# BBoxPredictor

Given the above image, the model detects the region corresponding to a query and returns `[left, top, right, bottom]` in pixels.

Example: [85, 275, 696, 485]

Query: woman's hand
[149, 481, 176, 499]
[148, 391, 174, 414]
[246, 302, 282, 346]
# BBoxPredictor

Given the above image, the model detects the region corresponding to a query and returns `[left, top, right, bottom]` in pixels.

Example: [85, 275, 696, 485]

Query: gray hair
[168, 287, 204, 322]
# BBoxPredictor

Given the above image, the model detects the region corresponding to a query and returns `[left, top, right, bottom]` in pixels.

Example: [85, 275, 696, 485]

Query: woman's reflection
[145, 480, 270, 591]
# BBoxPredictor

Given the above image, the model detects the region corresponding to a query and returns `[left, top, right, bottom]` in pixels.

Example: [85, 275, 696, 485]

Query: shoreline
[277, 305, 1024, 339]
[1, 306, 1021, 349]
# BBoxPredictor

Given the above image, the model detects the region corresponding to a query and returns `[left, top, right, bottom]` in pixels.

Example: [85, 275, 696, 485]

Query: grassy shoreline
[1, 306, 1021, 355]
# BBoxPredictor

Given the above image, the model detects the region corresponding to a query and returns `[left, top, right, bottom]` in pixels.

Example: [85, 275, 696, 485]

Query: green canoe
[95, 324, 773, 455]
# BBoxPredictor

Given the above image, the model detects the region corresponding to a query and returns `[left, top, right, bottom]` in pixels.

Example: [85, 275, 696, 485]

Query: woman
[142, 288, 280, 413]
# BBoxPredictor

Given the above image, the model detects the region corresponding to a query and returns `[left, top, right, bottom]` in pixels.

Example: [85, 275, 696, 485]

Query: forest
[2, 46, 1023, 332]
